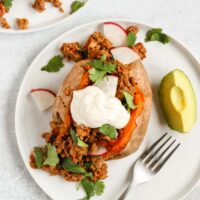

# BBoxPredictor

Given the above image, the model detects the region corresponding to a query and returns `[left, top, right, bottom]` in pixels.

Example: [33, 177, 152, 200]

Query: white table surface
[0, 0, 200, 199]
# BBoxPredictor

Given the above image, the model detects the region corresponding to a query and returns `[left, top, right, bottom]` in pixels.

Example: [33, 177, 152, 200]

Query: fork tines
[140, 133, 180, 173]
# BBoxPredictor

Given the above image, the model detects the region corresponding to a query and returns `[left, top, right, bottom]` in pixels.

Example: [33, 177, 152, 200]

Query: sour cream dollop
[70, 86, 130, 129]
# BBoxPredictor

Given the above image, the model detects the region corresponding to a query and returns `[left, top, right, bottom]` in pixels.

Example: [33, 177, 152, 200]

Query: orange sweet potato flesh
[104, 90, 145, 160]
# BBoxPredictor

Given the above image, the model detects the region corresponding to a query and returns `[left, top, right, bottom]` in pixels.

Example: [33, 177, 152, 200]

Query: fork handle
[117, 181, 139, 200]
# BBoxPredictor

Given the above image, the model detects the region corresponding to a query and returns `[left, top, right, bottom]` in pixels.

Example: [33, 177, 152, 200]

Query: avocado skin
[158, 69, 197, 133]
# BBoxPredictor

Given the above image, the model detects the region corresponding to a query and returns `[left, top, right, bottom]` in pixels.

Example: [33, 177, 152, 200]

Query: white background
[0, 0, 200, 199]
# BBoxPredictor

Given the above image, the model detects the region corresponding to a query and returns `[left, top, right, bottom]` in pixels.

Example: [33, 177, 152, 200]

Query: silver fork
[117, 133, 180, 200]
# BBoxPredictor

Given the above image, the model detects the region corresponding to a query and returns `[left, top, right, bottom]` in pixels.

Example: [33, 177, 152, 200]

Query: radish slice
[111, 46, 140, 64]
[96, 76, 118, 97]
[104, 22, 127, 47]
[30, 88, 56, 111]
[88, 146, 108, 156]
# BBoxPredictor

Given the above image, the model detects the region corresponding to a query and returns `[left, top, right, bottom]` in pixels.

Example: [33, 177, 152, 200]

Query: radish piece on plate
[104, 22, 127, 47]
[88, 146, 108, 156]
[111, 46, 140, 64]
[30, 88, 56, 111]
[96, 75, 118, 97]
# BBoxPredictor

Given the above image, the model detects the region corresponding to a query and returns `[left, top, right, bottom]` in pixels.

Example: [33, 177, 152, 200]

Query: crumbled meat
[0, 3, 5, 18]
[59, 7, 64, 13]
[74, 123, 91, 140]
[132, 42, 146, 60]
[16, 18, 29, 30]
[84, 32, 113, 59]
[90, 157, 108, 181]
[116, 63, 137, 99]
[127, 25, 139, 34]
[0, 18, 10, 29]
[90, 143, 98, 154]
[60, 42, 83, 62]
[84, 129, 98, 144]
[32, 0, 45, 12]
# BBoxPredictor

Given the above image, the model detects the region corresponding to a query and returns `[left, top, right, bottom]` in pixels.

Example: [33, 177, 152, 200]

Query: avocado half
[158, 69, 197, 133]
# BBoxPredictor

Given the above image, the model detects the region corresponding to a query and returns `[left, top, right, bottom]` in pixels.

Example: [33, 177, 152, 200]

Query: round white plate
[0, 0, 90, 33]
[15, 19, 200, 200]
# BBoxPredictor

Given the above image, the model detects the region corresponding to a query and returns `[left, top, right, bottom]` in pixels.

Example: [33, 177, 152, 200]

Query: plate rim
[0, 0, 92, 34]
[15, 18, 200, 200]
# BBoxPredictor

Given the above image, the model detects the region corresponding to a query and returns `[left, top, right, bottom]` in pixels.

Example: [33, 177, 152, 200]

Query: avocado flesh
[159, 69, 196, 133]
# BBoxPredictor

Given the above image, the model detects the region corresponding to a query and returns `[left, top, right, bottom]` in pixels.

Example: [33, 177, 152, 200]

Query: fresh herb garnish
[88, 55, 117, 84]
[70, 0, 84, 14]
[127, 32, 137, 47]
[62, 158, 86, 174]
[41, 55, 64, 72]
[70, 128, 88, 147]
[81, 174, 105, 200]
[34, 147, 43, 168]
[145, 28, 170, 44]
[2, 0, 12, 9]
[99, 124, 117, 139]
[123, 91, 137, 111]
[43, 143, 59, 167]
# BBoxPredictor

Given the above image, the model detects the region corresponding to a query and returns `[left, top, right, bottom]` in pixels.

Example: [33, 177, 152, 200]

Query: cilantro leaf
[43, 144, 59, 167]
[70, 0, 84, 14]
[88, 56, 117, 84]
[89, 68, 107, 85]
[127, 32, 137, 47]
[2, 0, 12, 9]
[99, 124, 117, 139]
[94, 181, 105, 196]
[70, 128, 88, 148]
[145, 28, 170, 44]
[81, 177, 95, 199]
[41, 55, 64, 72]
[123, 91, 137, 111]
[34, 147, 43, 168]
[62, 158, 86, 174]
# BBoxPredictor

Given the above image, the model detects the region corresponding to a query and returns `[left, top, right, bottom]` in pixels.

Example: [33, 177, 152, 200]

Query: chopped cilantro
[145, 28, 170, 44]
[34, 147, 43, 168]
[43, 143, 59, 167]
[62, 158, 86, 174]
[123, 91, 137, 111]
[70, 128, 88, 148]
[88, 55, 117, 84]
[127, 32, 137, 47]
[99, 124, 117, 139]
[41, 55, 64, 72]
[94, 181, 105, 196]
[2, 0, 12, 9]
[70, 0, 84, 14]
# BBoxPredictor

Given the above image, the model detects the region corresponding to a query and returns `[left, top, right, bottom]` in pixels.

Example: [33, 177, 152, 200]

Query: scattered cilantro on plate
[145, 28, 170, 44]
[41, 55, 64, 72]
[127, 32, 137, 47]
[62, 158, 86, 174]
[123, 91, 137, 111]
[70, 0, 84, 14]
[43, 143, 59, 167]
[2, 0, 13, 9]
[99, 124, 117, 139]
[70, 128, 88, 147]
[81, 174, 105, 200]
[34, 147, 43, 168]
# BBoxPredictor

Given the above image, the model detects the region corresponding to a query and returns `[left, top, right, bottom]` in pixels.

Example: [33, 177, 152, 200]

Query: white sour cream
[70, 86, 130, 129]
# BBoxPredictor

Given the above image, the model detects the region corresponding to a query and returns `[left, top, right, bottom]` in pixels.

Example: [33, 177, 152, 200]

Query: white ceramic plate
[15, 19, 200, 200]
[0, 0, 90, 33]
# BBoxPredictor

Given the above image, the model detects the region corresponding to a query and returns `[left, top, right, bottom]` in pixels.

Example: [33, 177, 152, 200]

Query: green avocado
[158, 69, 197, 133]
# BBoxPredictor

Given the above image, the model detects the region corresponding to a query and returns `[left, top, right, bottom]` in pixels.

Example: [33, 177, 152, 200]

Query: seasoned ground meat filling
[132, 42, 147, 60]
[32, 0, 46, 12]
[127, 25, 139, 34]
[16, 18, 29, 30]
[60, 42, 83, 62]
[84, 32, 113, 59]
[0, 18, 10, 29]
